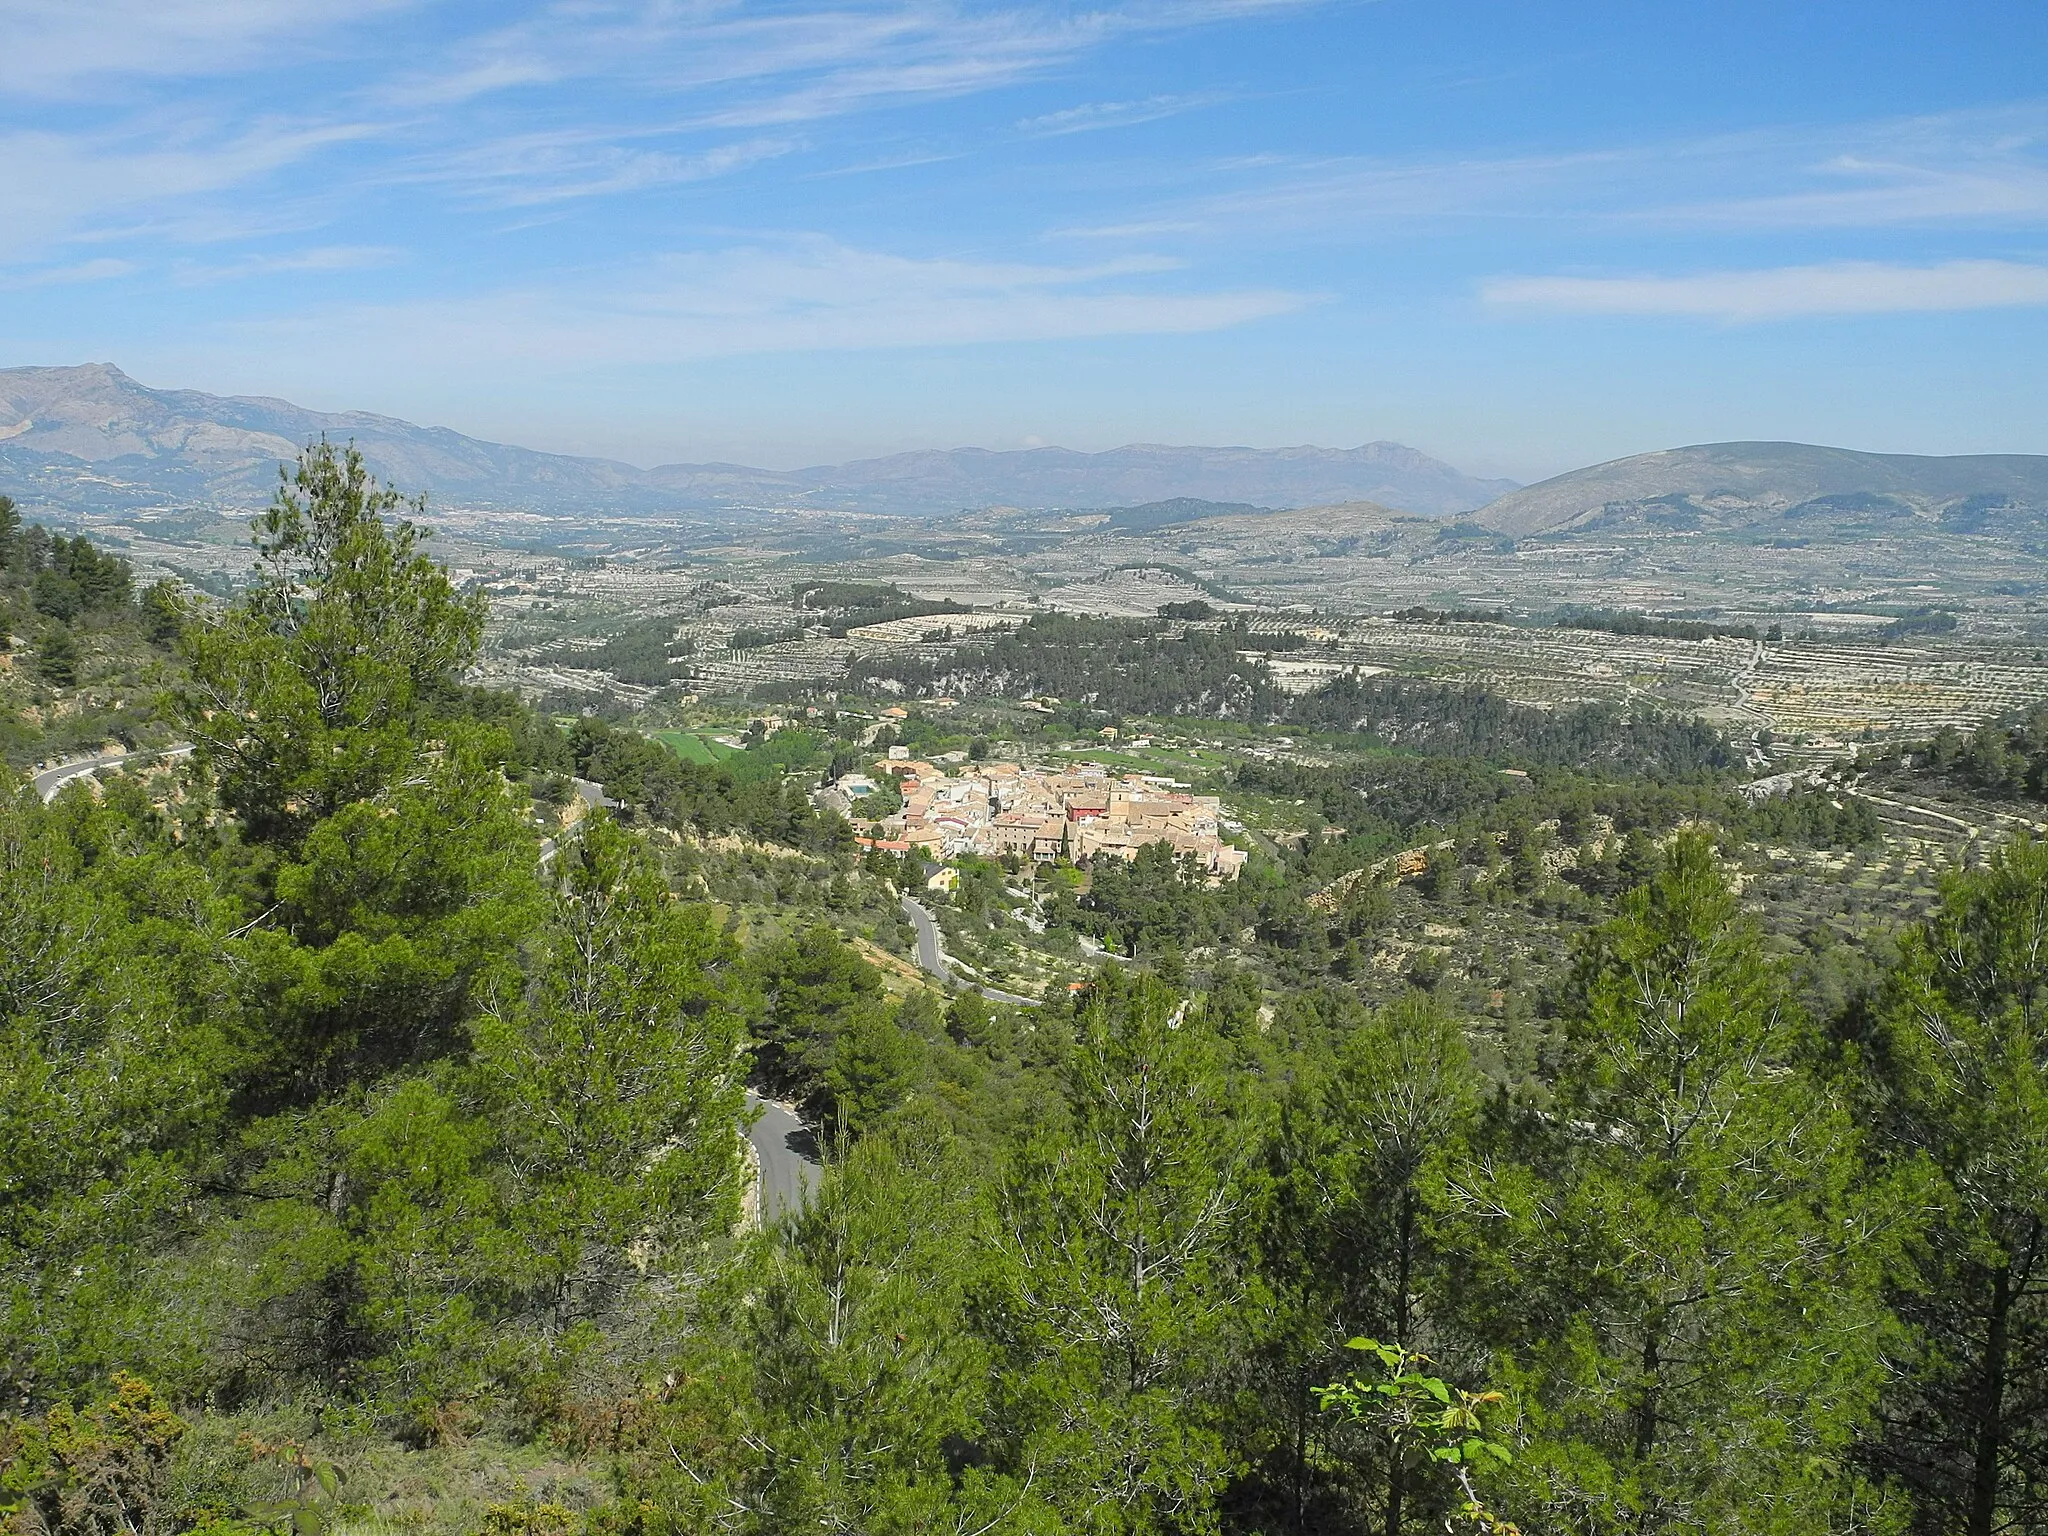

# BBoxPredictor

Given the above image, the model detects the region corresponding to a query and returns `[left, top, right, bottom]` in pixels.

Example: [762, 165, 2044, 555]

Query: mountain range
[11, 366, 2048, 541]
[1475, 441, 2048, 540]
[0, 364, 1515, 520]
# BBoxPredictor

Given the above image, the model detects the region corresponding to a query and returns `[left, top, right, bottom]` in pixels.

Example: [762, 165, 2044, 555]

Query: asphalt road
[33, 744, 193, 802]
[570, 776, 618, 810]
[748, 1094, 819, 1223]
[901, 890, 950, 977]
[898, 892, 1042, 1007]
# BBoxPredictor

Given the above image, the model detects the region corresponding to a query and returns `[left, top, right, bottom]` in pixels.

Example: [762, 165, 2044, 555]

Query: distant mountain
[0, 363, 648, 513]
[1475, 441, 2048, 539]
[0, 364, 1514, 519]
[743, 444, 1514, 518]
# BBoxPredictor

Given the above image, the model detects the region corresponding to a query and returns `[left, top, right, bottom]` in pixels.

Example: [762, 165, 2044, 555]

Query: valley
[13, 401, 2048, 1536]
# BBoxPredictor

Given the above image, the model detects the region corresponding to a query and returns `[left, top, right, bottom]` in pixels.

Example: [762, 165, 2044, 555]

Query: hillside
[1474, 440, 2048, 539]
[16, 448, 2048, 1536]
[0, 364, 1513, 519]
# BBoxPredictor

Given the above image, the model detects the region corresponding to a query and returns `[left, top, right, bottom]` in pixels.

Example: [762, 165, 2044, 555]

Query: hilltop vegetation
[0, 493, 185, 762]
[11, 448, 2048, 1536]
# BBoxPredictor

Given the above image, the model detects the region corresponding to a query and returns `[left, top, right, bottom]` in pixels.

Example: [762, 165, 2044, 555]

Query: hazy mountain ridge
[1476, 441, 2048, 540]
[0, 364, 1513, 519]
[0, 364, 653, 512]
[756, 441, 1514, 517]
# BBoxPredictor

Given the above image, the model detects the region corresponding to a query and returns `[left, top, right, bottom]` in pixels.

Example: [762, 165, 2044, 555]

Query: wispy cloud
[0, 0, 1321, 233]
[413, 132, 798, 207]
[1017, 93, 1223, 137]
[1055, 103, 2048, 243]
[0, 257, 138, 290]
[244, 237, 1311, 367]
[0, 118, 382, 262]
[1053, 148, 1630, 239]
[382, 0, 1313, 131]
[0, 0, 421, 97]
[171, 245, 403, 284]
[1481, 259, 2048, 320]
[1646, 105, 2048, 229]
[1661, 157, 2048, 229]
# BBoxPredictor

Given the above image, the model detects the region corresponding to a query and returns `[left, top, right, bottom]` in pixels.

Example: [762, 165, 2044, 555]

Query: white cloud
[241, 237, 1311, 366]
[1055, 103, 2048, 244]
[171, 245, 404, 283]
[0, 119, 381, 261]
[1668, 156, 2048, 228]
[382, 0, 1317, 130]
[1641, 104, 2048, 229]
[1053, 148, 1631, 240]
[412, 132, 798, 206]
[0, 0, 419, 97]
[1016, 93, 1221, 137]
[384, 2, 1096, 115]
[0, 257, 138, 289]
[1480, 259, 2048, 320]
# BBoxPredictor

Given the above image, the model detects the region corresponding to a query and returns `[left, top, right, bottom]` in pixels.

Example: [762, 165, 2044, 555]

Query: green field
[650, 729, 738, 764]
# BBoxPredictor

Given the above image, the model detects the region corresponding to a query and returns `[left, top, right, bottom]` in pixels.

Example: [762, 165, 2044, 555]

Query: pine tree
[0, 787, 228, 1399]
[1253, 992, 1482, 1535]
[1866, 834, 2048, 1536]
[474, 815, 751, 1329]
[1451, 833, 1909, 1534]
[642, 1111, 1026, 1535]
[179, 439, 483, 849]
[980, 968, 1257, 1535]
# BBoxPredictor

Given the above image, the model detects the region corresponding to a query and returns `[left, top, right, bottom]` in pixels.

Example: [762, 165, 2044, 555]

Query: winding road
[898, 892, 1043, 1007]
[747, 1094, 820, 1223]
[33, 744, 193, 802]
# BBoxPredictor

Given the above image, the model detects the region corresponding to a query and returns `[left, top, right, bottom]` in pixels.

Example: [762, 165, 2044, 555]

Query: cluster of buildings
[838, 753, 1247, 881]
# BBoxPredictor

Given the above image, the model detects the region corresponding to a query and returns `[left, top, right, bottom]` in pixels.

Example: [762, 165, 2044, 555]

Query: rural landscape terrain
[11, 366, 2048, 1536]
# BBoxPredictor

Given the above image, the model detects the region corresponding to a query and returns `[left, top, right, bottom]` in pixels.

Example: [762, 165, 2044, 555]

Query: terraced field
[1250, 619, 2048, 757]
[1743, 644, 2048, 752]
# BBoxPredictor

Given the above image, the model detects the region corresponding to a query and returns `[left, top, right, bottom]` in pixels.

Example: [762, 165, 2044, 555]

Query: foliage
[1554, 608, 1759, 642]
[1316, 1340, 1519, 1535]
[177, 440, 485, 849]
[1863, 707, 2048, 805]
[582, 617, 690, 686]
[33, 624, 77, 687]
[793, 580, 967, 636]
[848, 613, 1288, 721]
[980, 970, 1257, 1534]
[472, 814, 750, 1330]
[613, 1113, 1026, 1534]
[1287, 673, 1734, 778]
[0, 786, 228, 1398]
[1862, 836, 2048, 1536]
[0, 1374, 187, 1536]
[566, 716, 848, 854]
[1448, 834, 1911, 1534]
[1249, 993, 1481, 1531]
[229, 728, 543, 1105]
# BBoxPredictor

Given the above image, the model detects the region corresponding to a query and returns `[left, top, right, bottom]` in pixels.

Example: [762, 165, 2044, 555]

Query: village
[824, 748, 1249, 882]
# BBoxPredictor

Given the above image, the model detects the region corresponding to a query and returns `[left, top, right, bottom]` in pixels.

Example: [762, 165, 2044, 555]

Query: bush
[0, 1375, 187, 1536]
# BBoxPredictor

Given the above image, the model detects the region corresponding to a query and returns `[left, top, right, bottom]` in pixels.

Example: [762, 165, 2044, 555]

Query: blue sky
[3, 0, 2046, 479]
